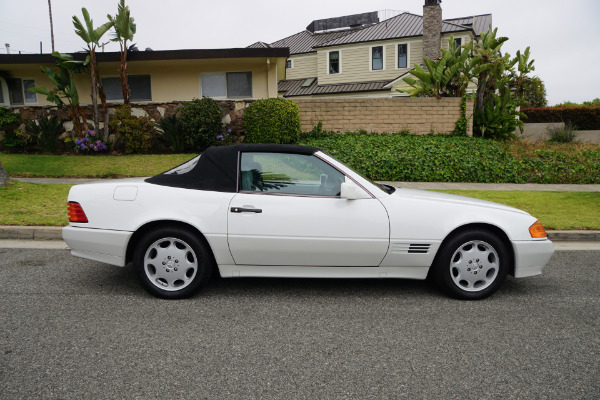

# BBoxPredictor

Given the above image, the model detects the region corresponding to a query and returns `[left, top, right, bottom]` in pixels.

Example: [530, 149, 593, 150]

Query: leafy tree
[29, 52, 88, 137]
[513, 76, 547, 107]
[108, 0, 136, 105]
[72, 8, 113, 136]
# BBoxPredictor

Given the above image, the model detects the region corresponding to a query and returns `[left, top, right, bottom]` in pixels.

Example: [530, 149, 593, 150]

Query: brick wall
[291, 97, 474, 136]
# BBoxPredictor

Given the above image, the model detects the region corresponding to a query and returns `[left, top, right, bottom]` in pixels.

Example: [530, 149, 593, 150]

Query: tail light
[529, 221, 547, 238]
[68, 202, 88, 223]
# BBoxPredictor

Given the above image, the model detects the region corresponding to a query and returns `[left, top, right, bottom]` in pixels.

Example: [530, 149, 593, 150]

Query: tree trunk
[89, 50, 100, 135]
[97, 72, 110, 141]
[0, 160, 10, 186]
[120, 45, 130, 105]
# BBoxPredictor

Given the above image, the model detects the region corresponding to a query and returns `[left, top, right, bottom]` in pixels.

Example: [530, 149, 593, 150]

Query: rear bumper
[62, 226, 132, 267]
[512, 239, 554, 278]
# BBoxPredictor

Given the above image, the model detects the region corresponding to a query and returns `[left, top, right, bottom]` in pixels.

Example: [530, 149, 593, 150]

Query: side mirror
[340, 181, 371, 200]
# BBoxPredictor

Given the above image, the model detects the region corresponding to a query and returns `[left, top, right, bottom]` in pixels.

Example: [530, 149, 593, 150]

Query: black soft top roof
[145, 144, 320, 192]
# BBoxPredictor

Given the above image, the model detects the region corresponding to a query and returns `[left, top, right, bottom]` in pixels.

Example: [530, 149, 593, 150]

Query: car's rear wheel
[432, 229, 509, 300]
[134, 227, 213, 299]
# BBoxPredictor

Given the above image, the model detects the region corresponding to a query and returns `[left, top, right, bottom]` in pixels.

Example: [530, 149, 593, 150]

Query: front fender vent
[391, 243, 431, 254]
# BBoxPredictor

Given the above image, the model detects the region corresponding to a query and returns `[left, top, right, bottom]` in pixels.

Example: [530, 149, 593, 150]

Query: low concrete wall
[291, 97, 473, 135]
[518, 123, 600, 144]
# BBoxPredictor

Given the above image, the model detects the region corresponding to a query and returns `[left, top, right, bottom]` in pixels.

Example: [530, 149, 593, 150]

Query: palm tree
[48, 0, 55, 52]
[108, 0, 136, 104]
[72, 9, 112, 136]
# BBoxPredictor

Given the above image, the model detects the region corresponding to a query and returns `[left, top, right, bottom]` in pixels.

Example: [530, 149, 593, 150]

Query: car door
[227, 151, 390, 267]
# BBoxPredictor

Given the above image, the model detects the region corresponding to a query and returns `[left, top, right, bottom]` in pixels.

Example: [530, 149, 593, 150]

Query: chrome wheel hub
[449, 240, 499, 292]
[144, 237, 198, 291]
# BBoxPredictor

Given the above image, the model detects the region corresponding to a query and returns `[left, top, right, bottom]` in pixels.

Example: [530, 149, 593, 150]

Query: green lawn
[1, 153, 195, 178]
[435, 190, 600, 230]
[1, 182, 598, 229]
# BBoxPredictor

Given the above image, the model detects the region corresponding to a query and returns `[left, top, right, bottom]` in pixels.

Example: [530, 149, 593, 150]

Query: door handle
[230, 207, 262, 213]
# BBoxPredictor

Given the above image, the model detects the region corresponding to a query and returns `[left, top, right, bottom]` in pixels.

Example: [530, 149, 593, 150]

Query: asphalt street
[0, 249, 598, 399]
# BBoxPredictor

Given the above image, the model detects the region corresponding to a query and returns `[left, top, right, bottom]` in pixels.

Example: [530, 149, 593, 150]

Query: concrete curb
[0, 226, 598, 242]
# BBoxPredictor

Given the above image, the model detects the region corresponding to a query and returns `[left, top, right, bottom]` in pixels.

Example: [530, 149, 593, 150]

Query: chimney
[423, 0, 442, 60]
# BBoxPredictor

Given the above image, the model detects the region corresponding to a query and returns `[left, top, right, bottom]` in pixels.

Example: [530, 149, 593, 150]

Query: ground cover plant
[300, 133, 600, 184]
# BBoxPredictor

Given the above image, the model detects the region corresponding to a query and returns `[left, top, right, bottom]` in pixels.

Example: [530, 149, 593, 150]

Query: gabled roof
[268, 29, 360, 55]
[316, 13, 473, 48]
[278, 77, 394, 97]
[254, 12, 492, 55]
[444, 14, 492, 36]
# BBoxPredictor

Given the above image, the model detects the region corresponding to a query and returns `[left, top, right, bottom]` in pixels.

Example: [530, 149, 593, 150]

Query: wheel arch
[125, 220, 219, 275]
[430, 223, 515, 278]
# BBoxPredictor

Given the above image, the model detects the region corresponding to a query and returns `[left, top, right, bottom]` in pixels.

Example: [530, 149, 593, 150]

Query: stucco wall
[291, 97, 473, 135]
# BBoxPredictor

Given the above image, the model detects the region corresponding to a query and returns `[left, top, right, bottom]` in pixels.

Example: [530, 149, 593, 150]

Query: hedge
[300, 133, 600, 184]
[521, 106, 600, 130]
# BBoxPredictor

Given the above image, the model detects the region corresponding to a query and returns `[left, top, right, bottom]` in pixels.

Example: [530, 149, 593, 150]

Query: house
[0, 47, 289, 107]
[249, 0, 491, 98]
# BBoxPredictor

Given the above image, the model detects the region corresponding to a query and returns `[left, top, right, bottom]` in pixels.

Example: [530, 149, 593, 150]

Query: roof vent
[306, 11, 379, 33]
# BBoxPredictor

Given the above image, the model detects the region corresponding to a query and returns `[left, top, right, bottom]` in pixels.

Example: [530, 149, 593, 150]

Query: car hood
[390, 188, 529, 215]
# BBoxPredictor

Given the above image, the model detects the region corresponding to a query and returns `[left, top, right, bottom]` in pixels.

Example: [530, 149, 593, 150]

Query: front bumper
[62, 226, 133, 267]
[512, 239, 554, 278]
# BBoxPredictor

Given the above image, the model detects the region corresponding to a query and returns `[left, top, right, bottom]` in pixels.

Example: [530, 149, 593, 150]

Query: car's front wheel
[134, 227, 213, 299]
[432, 229, 509, 300]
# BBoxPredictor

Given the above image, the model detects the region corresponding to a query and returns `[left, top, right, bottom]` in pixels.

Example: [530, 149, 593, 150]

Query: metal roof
[317, 13, 473, 48]
[278, 77, 394, 97]
[257, 12, 491, 55]
[444, 14, 492, 36]
[268, 29, 361, 55]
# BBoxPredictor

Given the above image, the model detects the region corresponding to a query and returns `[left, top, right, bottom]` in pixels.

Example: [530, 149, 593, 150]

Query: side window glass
[240, 152, 345, 197]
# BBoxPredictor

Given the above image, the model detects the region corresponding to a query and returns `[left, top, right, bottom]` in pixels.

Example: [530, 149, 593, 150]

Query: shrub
[2, 128, 35, 153]
[156, 115, 186, 153]
[25, 114, 64, 153]
[108, 105, 156, 154]
[70, 130, 108, 153]
[0, 107, 21, 130]
[547, 122, 578, 143]
[300, 132, 600, 184]
[243, 98, 300, 144]
[178, 97, 222, 152]
[522, 106, 600, 130]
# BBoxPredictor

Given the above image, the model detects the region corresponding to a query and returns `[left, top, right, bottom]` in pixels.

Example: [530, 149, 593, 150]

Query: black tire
[432, 229, 509, 300]
[133, 227, 213, 299]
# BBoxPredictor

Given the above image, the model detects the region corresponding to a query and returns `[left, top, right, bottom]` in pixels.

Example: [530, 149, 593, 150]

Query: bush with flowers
[73, 130, 108, 152]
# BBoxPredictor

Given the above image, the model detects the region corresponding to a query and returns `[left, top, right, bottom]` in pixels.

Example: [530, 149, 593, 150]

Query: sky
[1, 0, 598, 105]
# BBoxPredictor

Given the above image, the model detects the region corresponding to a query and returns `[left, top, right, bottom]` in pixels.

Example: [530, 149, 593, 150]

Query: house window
[286, 60, 292, 69]
[398, 44, 408, 68]
[6, 78, 37, 105]
[329, 51, 340, 74]
[372, 46, 383, 70]
[455, 37, 462, 54]
[201, 72, 252, 98]
[0, 80, 4, 104]
[101, 75, 152, 101]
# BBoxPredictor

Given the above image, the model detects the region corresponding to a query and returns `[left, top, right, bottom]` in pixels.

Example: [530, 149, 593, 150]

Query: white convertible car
[63, 144, 554, 300]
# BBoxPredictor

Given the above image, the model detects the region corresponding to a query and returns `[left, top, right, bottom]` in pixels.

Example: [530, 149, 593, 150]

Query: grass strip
[1, 182, 598, 230]
[0, 182, 72, 226]
[434, 190, 600, 230]
[1, 153, 195, 178]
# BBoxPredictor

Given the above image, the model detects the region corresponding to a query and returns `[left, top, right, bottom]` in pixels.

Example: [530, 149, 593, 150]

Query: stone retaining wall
[4, 100, 253, 137]
[3, 97, 472, 138]
[291, 97, 473, 136]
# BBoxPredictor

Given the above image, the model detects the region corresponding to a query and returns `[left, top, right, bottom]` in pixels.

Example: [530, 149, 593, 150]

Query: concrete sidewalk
[13, 177, 600, 191]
